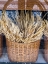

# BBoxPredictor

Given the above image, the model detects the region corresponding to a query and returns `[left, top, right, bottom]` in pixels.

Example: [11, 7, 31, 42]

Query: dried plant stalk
[44, 20, 48, 37]
[0, 11, 46, 43]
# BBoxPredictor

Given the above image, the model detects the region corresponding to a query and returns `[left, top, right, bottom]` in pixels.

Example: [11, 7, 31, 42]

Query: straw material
[44, 36, 48, 62]
[0, 35, 3, 57]
[6, 38, 40, 62]
[44, 20, 48, 37]
[0, 11, 45, 43]
[0, 18, 3, 34]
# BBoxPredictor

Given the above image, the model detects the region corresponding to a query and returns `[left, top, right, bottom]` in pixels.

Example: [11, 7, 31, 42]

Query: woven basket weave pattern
[44, 36, 48, 62]
[6, 39, 40, 62]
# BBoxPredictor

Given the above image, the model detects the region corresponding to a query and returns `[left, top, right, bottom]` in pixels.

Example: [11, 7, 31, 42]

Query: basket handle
[3, 0, 13, 10]
[26, 0, 46, 11]
[2, 0, 13, 19]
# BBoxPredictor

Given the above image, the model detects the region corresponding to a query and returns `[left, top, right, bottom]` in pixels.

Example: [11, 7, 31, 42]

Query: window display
[0, 0, 48, 64]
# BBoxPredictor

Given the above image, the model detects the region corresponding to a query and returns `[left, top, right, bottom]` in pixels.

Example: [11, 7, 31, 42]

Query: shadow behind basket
[44, 36, 48, 62]
[6, 39, 40, 62]
[0, 35, 3, 57]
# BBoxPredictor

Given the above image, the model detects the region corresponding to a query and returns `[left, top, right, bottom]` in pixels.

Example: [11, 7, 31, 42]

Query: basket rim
[6, 38, 40, 44]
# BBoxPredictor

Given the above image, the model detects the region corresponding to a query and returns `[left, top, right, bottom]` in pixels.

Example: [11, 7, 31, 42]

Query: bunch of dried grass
[0, 11, 46, 43]
[44, 20, 48, 37]
[0, 16, 3, 34]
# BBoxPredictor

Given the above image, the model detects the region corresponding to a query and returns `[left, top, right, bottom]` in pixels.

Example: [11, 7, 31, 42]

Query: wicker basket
[44, 36, 48, 62]
[6, 39, 40, 62]
[0, 35, 3, 57]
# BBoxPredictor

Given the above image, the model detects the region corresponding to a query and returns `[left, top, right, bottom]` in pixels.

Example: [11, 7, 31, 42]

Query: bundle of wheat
[1, 11, 45, 43]
[16, 11, 45, 43]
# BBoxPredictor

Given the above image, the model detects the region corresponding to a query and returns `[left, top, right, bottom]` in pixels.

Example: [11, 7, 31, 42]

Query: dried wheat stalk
[44, 20, 48, 37]
[0, 11, 46, 43]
